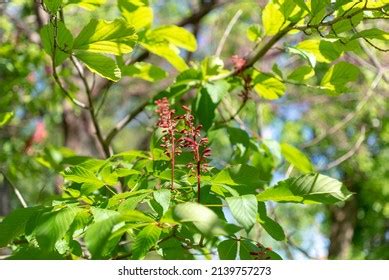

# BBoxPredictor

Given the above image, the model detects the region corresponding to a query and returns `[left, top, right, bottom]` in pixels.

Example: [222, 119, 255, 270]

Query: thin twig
[321, 126, 366, 170]
[302, 72, 382, 148]
[70, 55, 112, 157]
[215, 9, 243, 57]
[0, 170, 28, 208]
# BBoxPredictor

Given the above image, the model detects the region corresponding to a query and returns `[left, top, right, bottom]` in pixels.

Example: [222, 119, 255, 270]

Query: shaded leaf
[173, 202, 226, 236]
[226, 195, 257, 231]
[257, 202, 285, 241]
[84, 211, 122, 259]
[0, 207, 41, 247]
[218, 239, 238, 260]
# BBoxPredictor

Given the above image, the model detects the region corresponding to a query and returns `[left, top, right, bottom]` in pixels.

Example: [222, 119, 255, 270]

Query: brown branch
[321, 126, 366, 171]
[70, 56, 112, 157]
[301, 72, 382, 148]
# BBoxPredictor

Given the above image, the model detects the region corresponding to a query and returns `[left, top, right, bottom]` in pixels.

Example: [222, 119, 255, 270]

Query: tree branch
[321, 126, 366, 171]
[70, 56, 112, 157]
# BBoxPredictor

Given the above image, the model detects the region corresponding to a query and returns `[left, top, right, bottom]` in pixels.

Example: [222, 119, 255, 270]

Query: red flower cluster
[155, 98, 211, 202]
[231, 55, 247, 72]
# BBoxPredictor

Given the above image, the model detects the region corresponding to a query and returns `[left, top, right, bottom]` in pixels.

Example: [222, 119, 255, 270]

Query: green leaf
[287, 65, 314, 82]
[262, 2, 285, 36]
[239, 240, 282, 260]
[40, 22, 73, 66]
[44, 0, 62, 13]
[34, 207, 80, 249]
[122, 62, 167, 82]
[257, 173, 353, 204]
[287, 46, 317, 67]
[218, 239, 238, 260]
[310, 0, 330, 15]
[7, 247, 63, 260]
[75, 51, 121, 81]
[151, 25, 197, 52]
[73, 19, 137, 55]
[226, 195, 257, 231]
[0, 207, 41, 247]
[193, 88, 216, 131]
[65, 0, 106, 11]
[332, 12, 363, 34]
[0, 111, 14, 127]
[252, 71, 285, 100]
[247, 24, 262, 42]
[293, 0, 310, 12]
[212, 164, 265, 195]
[281, 143, 313, 173]
[118, 0, 153, 30]
[257, 202, 285, 241]
[321, 62, 360, 93]
[132, 224, 161, 259]
[141, 41, 188, 71]
[84, 211, 122, 259]
[153, 189, 171, 215]
[62, 165, 105, 192]
[351, 28, 389, 41]
[173, 202, 226, 236]
[159, 238, 194, 260]
[296, 39, 342, 63]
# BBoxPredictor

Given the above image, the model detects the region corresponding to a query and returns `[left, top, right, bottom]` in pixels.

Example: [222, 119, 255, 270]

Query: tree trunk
[327, 195, 358, 259]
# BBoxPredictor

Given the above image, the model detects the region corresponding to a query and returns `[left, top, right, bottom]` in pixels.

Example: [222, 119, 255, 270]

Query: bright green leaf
[257, 173, 353, 204]
[85, 212, 123, 259]
[122, 62, 167, 82]
[226, 195, 257, 232]
[73, 19, 137, 55]
[118, 0, 153, 30]
[296, 39, 342, 63]
[75, 51, 121, 81]
[281, 143, 314, 173]
[153, 189, 171, 215]
[321, 62, 360, 93]
[212, 164, 265, 195]
[151, 25, 197, 52]
[253, 71, 285, 100]
[262, 2, 285, 36]
[61, 165, 105, 192]
[247, 24, 262, 42]
[287, 65, 314, 82]
[40, 22, 73, 66]
[65, 0, 106, 10]
[132, 224, 161, 259]
[141, 41, 188, 71]
[34, 207, 80, 249]
[0, 112, 14, 127]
